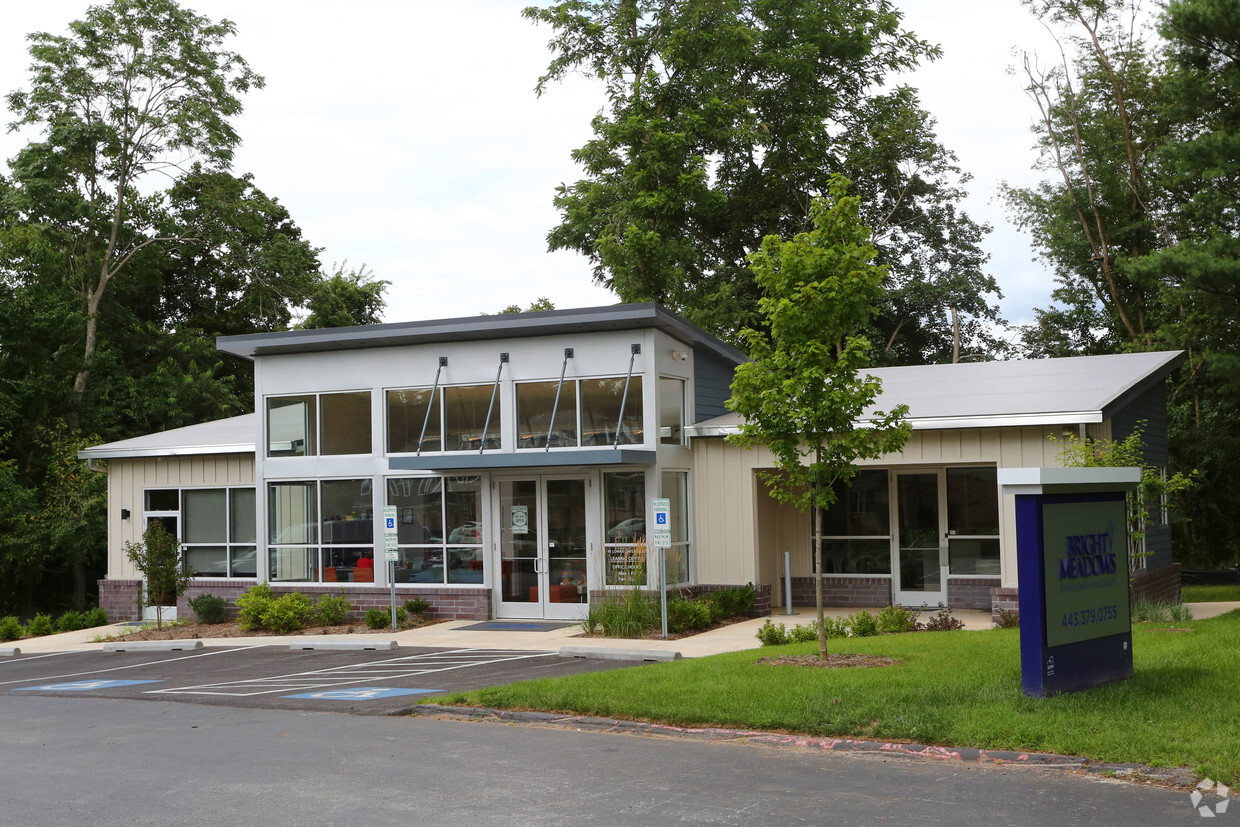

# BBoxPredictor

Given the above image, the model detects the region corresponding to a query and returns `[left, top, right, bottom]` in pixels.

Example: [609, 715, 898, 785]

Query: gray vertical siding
[693, 349, 738, 422]
[1110, 380, 1172, 568]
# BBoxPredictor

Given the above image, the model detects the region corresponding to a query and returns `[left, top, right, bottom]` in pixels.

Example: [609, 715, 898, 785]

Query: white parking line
[147, 649, 556, 698]
[0, 646, 264, 689]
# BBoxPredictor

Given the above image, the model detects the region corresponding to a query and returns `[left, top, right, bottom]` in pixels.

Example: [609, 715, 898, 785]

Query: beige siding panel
[105, 453, 257, 580]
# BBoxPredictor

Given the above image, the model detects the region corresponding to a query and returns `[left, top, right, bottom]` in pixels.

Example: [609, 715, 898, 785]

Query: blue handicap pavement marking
[15, 679, 162, 691]
[285, 687, 436, 701]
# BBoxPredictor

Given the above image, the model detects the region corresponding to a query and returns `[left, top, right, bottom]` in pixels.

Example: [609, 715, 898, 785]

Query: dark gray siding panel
[694, 350, 737, 422]
[1110, 382, 1169, 467]
[1143, 524, 1173, 569]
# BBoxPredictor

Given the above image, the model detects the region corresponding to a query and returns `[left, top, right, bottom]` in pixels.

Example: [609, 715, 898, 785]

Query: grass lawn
[434, 609, 1240, 784]
[1183, 584, 1240, 603]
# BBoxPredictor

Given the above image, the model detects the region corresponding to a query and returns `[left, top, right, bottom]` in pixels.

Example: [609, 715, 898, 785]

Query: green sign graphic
[1041, 499, 1130, 647]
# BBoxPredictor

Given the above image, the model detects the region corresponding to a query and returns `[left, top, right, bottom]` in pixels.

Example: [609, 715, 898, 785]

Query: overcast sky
[0, 1, 1063, 333]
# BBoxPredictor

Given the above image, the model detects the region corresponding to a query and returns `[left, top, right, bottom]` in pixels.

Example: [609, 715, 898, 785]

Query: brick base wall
[99, 579, 143, 622]
[947, 577, 1001, 610]
[1131, 563, 1182, 605]
[990, 587, 1019, 625]
[790, 576, 893, 608]
[680, 583, 772, 617]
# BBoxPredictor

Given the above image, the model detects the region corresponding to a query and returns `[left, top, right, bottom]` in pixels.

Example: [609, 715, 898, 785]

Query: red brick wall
[98, 579, 143, 622]
[947, 577, 1001, 610]
[990, 587, 1019, 625]
[790, 576, 893, 608]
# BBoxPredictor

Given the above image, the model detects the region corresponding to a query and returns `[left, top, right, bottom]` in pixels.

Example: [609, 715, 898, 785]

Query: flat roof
[688, 350, 1185, 435]
[217, 302, 749, 366]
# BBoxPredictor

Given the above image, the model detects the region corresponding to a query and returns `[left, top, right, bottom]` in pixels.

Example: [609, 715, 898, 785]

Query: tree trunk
[814, 476, 827, 661]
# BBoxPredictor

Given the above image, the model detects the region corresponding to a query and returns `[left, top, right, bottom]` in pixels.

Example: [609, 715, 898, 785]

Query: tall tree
[525, 0, 1002, 362]
[728, 177, 910, 661]
[5, 0, 262, 409]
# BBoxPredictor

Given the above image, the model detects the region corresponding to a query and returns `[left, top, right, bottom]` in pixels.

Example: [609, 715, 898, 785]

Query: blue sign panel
[1015, 492, 1134, 697]
[15, 680, 162, 691]
[284, 687, 435, 700]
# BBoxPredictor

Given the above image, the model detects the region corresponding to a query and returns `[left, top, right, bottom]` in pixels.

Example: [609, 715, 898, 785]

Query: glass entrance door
[893, 471, 948, 606]
[495, 475, 592, 619]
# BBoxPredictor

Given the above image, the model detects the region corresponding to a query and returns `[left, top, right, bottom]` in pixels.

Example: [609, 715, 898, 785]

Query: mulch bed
[755, 653, 901, 669]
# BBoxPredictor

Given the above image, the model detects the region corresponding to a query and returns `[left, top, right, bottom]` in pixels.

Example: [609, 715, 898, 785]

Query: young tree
[123, 520, 191, 629]
[524, 0, 1002, 361]
[5, 0, 263, 407]
[728, 177, 911, 661]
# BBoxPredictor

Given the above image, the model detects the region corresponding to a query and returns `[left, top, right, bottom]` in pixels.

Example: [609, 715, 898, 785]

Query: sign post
[999, 468, 1141, 697]
[651, 498, 671, 639]
[383, 506, 399, 630]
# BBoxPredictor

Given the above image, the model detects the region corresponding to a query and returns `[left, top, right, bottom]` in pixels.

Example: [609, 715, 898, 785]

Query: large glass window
[516, 381, 578, 448]
[388, 476, 483, 584]
[811, 469, 892, 575]
[268, 396, 316, 457]
[947, 466, 1000, 575]
[604, 471, 647, 585]
[659, 378, 685, 446]
[321, 392, 372, 455]
[387, 388, 441, 453]
[268, 479, 375, 583]
[582, 377, 643, 446]
[268, 392, 373, 457]
[147, 487, 256, 578]
[662, 471, 690, 584]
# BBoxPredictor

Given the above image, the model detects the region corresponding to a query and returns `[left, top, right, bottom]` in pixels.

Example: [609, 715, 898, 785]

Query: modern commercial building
[81, 304, 1184, 621]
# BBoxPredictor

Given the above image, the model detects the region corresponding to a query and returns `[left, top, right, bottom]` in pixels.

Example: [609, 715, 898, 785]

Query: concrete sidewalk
[7, 603, 1234, 658]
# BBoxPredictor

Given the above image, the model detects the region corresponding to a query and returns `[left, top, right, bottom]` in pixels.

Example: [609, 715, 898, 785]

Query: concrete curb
[102, 640, 204, 652]
[291, 640, 399, 651]
[559, 645, 681, 662]
[412, 704, 1199, 788]
[0, 647, 20, 656]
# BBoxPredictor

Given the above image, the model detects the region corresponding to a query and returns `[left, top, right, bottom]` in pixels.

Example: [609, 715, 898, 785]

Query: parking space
[0, 645, 639, 715]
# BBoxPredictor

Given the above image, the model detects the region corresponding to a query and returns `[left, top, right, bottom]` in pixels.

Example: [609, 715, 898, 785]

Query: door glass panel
[545, 479, 587, 604]
[499, 480, 538, 603]
[897, 474, 941, 593]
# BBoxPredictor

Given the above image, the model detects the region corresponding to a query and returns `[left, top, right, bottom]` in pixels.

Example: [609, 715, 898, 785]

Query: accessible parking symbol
[284, 687, 435, 701]
[15, 680, 162, 691]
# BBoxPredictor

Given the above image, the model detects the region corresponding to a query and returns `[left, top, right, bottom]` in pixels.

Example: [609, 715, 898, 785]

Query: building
[81, 304, 1184, 621]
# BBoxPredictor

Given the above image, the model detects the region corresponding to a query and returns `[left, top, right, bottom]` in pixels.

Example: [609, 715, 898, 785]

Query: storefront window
[444, 385, 501, 451]
[662, 471, 690, 583]
[516, 381, 578, 448]
[268, 395, 316, 457]
[268, 480, 375, 583]
[149, 487, 256, 578]
[320, 392, 372, 455]
[387, 388, 441, 453]
[604, 471, 646, 585]
[947, 466, 1000, 575]
[582, 378, 643, 446]
[812, 469, 892, 574]
[659, 378, 685, 446]
[388, 476, 483, 585]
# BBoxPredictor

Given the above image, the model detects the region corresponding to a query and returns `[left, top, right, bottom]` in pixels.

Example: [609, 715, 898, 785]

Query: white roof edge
[79, 443, 255, 460]
[686, 411, 1106, 439]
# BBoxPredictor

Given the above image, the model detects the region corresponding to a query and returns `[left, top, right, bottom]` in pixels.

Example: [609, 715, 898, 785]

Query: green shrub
[993, 607, 1020, 629]
[790, 621, 820, 643]
[404, 598, 430, 618]
[235, 583, 276, 631]
[82, 607, 108, 628]
[710, 584, 756, 619]
[756, 618, 791, 646]
[188, 594, 226, 624]
[921, 604, 965, 631]
[0, 615, 23, 641]
[667, 597, 713, 632]
[1132, 599, 1194, 624]
[583, 590, 659, 637]
[877, 605, 915, 634]
[25, 614, 54, 637]
[364, 607, 391, 630]
[261, 592, 312, 633]
[822, 616, 851, 639]
[313, 591, 352, 626]
[55, 610, 86, 633]
[848, 610, 879, 637]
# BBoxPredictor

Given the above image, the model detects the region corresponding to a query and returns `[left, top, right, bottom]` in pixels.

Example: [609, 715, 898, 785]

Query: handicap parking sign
[656, 513, 667, 525]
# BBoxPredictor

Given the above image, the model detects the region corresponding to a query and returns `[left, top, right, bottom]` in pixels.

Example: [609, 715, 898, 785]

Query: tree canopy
[525, 0, 1003, 363]
[728, 176, 910, 658]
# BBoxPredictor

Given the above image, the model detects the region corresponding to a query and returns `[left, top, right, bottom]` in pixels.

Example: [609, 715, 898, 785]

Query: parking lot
[0, 644, 638, 715]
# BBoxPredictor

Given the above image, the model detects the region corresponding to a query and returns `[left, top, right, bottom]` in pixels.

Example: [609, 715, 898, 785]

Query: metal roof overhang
[79, 443, 255, 460]
[389, 449, 657, 472]
[685, 411, 1106, 439]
